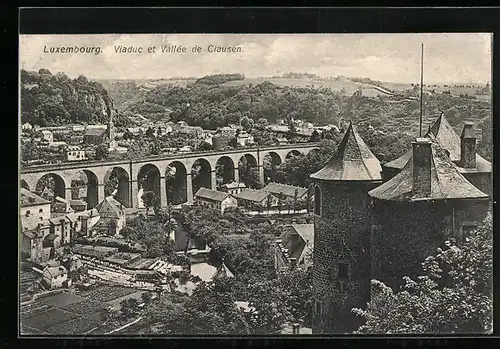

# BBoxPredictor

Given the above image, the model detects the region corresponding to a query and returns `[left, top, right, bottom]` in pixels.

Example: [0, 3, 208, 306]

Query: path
[105, 316, 143, 335]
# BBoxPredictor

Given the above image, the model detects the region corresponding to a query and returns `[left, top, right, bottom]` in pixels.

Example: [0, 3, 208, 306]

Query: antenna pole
[419, 43, 424, 137]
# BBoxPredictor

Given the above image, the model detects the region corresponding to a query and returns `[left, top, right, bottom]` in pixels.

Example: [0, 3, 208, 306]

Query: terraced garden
[20, 285, 140, 335]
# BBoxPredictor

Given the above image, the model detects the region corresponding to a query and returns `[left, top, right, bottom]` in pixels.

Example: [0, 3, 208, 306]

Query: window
[314, 185, 322, 215]
[26, 210, 31, 216]
[39, 208, 43, 213]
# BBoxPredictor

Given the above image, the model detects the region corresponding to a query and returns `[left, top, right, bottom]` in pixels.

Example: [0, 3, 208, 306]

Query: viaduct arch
[21, 144, 321, 208]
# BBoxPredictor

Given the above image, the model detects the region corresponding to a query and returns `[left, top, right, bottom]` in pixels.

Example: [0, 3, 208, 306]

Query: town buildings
[66, 146, 87, 161]
[194, 188, 238, 214]
[94, 196, 127, 236]
[20, 188, 52, 221]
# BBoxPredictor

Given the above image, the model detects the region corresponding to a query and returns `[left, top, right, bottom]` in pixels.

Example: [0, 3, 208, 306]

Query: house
[41, 130, 53, 143]
[49, 216, 71, 245]
[66, 146, 87, 161]
[275, 223, 314, 272]
[43, 233, 61, 252]
[84, 128, 107, 145]
[194, 188, 238, 214]
[22, 122, 33, 131]
[78, 208, 101, 236]
[219, 181, 247, 195]
[40, 187, 54, 202]
[71, 125, 86, 132]
[177, 121, 188, 127]
[277, 137, 289, 145]
[236, 130, 255, 147]
[217, 126, 238, 138]
[69, 199, 87, 212]
[234, 189, 277, 211]
[20, 216, 51, 263]
[263, 182, 309, 202]
[41, 264, 69, 289]
[53, 196, 75, 214]
[20, 188, 51, 221]
[94, 196, 126, 236]
[178, 146, 192, 153]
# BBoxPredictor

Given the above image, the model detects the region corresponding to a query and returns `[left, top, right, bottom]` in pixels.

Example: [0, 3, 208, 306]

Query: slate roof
[212, 261, 235, 279]
[194, 188, 231, 202]
[20, 188, 51, 207]
[278, 224, 314, 264]
[310, 121, 382, 181]
[384, 114, 491, 173]
[369, 135, 489, 202]
[95, 196, 125, 218]
[234, 189, 269, 203]
[263, 182, 308, 198]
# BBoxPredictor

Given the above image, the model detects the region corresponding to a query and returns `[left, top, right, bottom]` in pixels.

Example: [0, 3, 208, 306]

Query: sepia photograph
[18, 33, 493, 336]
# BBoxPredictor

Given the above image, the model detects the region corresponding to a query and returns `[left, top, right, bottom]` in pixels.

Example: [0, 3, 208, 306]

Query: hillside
[20, 69, 130, 127]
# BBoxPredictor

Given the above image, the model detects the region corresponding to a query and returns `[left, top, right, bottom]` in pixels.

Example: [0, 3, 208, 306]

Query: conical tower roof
[310, 121, 382, 181]
[369, 134, 488, 202]
[384, 113, 491, 173]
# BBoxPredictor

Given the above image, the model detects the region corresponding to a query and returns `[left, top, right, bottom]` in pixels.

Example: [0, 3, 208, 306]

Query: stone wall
[312, 180, 380, 334]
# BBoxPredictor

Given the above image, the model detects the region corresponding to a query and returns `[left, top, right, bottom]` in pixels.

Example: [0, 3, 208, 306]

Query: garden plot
[62, 299, 105, 314]
[80, 286, 138, 303]
[22, 308, 80, 331]
[44, 312, 103, 335]
[37, 292, 86, 308]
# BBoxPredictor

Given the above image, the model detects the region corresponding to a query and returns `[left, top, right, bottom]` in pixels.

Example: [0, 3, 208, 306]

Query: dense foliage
[20, 69, 129, 127]
[353, 213, 493, 334]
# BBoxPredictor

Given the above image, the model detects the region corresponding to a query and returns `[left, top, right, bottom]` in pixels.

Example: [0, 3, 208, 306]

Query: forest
[20, 69, 130, 127]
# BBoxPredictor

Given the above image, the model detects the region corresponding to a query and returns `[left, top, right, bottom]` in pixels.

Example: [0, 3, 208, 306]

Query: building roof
[20, 188, 51, 207]
[369, 135, 489, 202]
[263, 182, 308, 198]
[85, 128, 106, 137]
[383, 114, 491, 173]
[43, 265, 67, 278]
[70, 199, 87, 206]
[212, 261, 235, 279]
[234, 189, 269, 203]
[278, 224, 314, 264]
[221, 181, 247, 189]
[44, 233, 59, 242]
[310, 121, 382, 181]
[49, 217, 69, 225]
[195, 188, 231, 202]
[95, 196, 125, 218]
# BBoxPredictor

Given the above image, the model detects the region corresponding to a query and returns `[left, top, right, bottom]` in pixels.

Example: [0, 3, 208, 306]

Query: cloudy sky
[20, 33, 491, 84]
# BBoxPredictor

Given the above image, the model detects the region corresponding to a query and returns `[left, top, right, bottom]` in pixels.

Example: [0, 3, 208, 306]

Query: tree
[293, 188, 299, 213]
[145, 127, 155, 138]
[197, 141, 212, 151]
[95, 144, 110, 160]
[279, 268, 314, 327]
[104, 175, 119, 197]
[141, 191, 157, 215]
[352, 213, 493, 334]
[120, 298, 140, 319]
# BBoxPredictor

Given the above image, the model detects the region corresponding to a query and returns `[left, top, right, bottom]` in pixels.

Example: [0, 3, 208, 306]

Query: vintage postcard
[19, 33, 492, 336]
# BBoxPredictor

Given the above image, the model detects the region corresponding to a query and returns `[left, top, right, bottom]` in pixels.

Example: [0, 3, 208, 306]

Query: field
[20, 285, 141, 335]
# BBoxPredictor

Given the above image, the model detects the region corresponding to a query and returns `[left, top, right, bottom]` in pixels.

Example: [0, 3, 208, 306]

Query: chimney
[460, 121, 477, 168]
[412, 138, 432, 197]
[292, 323, 300, 335]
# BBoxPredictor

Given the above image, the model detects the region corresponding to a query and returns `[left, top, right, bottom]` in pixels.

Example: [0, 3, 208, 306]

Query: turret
[310, 121, 382, 334]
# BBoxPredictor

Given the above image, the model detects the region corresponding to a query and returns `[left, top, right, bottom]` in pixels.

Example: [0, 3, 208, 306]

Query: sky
[19, 33, 492, 84]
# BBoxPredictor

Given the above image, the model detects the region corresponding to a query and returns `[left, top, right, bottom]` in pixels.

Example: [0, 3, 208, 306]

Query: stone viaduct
[20, 143, 321, 209]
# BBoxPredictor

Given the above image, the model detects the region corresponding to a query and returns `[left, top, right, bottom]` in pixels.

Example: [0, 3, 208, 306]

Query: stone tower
[310, 121, 382, 334]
